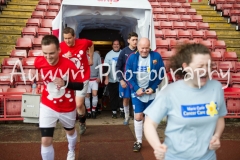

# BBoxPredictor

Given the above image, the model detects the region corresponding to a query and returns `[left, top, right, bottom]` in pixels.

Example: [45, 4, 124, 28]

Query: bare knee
[134, 113, 143, 121]
[41, 137, 53, 147]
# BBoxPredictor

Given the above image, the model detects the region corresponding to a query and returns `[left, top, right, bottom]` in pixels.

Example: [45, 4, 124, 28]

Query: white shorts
[39, 103, 76, 128]
[76, 80, 89, 97]
[87, 80, 99, 93]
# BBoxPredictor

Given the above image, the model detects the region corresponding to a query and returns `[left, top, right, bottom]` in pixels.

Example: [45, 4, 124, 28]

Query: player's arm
[116, 51, 124, 81]
[88, 42, 94, 66]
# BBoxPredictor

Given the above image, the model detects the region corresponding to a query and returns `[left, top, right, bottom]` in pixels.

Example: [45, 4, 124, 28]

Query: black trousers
[108, 82, 123, 112]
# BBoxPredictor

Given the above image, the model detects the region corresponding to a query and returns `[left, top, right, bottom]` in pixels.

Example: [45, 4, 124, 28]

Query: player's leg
[76, 80, 89, 135]
[91, 80, 99, 119]
[39, 103, 58, 160]
[119, 84, 131, 125]
[85, 81, 92, 118]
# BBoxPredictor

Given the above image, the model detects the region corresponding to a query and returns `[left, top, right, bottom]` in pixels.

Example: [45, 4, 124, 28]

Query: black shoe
[133, 141, 142, 152]
[86, 113, 92, 119]
[112, 113, 117, 119]
[97, 110, 101, 115]
[92, 111, 96, 119]
[120, 111, 125, 118]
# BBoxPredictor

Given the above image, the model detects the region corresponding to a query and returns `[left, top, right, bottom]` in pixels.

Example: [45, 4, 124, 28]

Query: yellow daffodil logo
[147, 67, 150, 73]
[153, 59, 157, 65]
[206, 101, 218, 117]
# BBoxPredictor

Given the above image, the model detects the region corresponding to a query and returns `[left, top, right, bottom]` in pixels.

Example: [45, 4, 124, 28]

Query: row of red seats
[35, 4, 60, 12]
[26, 18, 53, 30]
[228, 15, 240, 24]
[1, 57, 36, 71]
[155, 29, 217, 40]
[22, 27, 51, 38]
[153, 7, 197, 15]
[211, 61, 240, 72]
[31, 11, 57, 19]
[154, 15, 203, 22]
[215, 3, 240, 10]
[39, 0, 62, 6]
[210, 0, 240, 5]
[156, 39, 227, 52]
[154, 21, 207, 30]
[150, 2, 191, 8]
[10, 50, 43, 58]
[149, 0, 186, 2]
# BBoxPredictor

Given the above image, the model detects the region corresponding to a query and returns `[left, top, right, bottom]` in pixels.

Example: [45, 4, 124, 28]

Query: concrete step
[190, 5, 213, 11]
[0, 26, 23, 35]
[227, 48, 240, 57]
[0, 34, 20, 45]
[4, 4, 35, 11]
[203, 16, 227, 23]
[216, 30, 240, 39]
[9, 0, 38, 6]
[220, 39, 240, 48]
[0, 45, 15, 52]
[197, 10, 220, 17]
[208, 23, 235, 30]
[0, 14, 31, 19]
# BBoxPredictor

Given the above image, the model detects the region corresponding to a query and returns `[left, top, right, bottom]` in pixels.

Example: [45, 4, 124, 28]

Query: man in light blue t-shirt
[104, 40, 123, 118]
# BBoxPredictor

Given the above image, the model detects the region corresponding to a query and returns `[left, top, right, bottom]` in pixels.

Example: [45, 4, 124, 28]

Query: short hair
[112, 39, 120, 46]
[127, 32, 138, 39]
[170, 43, 211, 78]
[63, 27, 75, 36]
[41, 35, 59, 49]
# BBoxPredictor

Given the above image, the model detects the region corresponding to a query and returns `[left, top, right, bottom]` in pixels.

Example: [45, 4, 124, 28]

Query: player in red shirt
[34, 35, 84, 160]
[60, 27, 94, 135]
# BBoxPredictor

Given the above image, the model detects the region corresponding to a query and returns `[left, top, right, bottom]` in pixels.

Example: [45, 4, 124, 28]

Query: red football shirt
[60, 39, 92, 81]
[34, 56, 83, 112]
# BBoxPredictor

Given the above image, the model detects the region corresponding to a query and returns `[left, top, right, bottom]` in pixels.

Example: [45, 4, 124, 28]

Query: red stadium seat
[185, 21, 198, 30]
[15, 38, 32, 51]
[156, 14, 168, 21]
[197, 22, 210, 30]
[172, 21, 185, 30]
[47, 5, 60, 12]
[49, 0, 62, 6]
[213, 40, 226, 53]
[2, 58, 20, 69]
[231, 73, 240, 85]
[171, 2, 181, 8]
[226, 99, 240, 115]
[28, 49, 43, 57]
[211, 72, 231, 86]
[35, 5, 48, 12]
[44, 11, 57, 19]
[175, 8, 186, 15]
[156, 39, 169, 50]
[159, 2, 171, 8]
[192, 30, 204, 41]
[22, 57, 36, 69]
[211, 52, 222, 61]
[159, 21, 172, 30]
[159, 51, 175, 60]
[205, 31, 217, 40]
[39, 0, 50, 5]
[180, 15, 192, 22]
[33, 37, 42, 49]
[155, 30, 164, 39]
[225, 0, 236, 4]
[164, 8, 175, 14]
[191, 15, 203, 22]
[178, 30, 191, 40]
[22, 27, 36, 37]
[31, 11, 45, 19]
[234, 62, 240, 72]
[218, 61, 235, 72]
[153, 8, 164, 14]
[199, 40, 213, 50]
[164, 30, 177, 41]
[223, 52, 238, 61]
[186, 8, 197, 15]
[26, 18, 41, 27]
[0, 73, 12, 85]
[233, 4, 240, 10]
[168, 15, 180, 21]
[150, 2, 160, 8]
[41, 19, 53, 30]
[154, 21, 160, 29]
[229, 10, 240, 16]
[37, 27, 51, 37]
[181, 3, 191, 8]
[10, 50, 27, 58]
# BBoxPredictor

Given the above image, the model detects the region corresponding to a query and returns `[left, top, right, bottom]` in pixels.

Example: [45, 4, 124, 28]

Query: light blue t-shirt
[136, 55, 155, 102]
[144, 79, 227, 160]
[104, 49, 121, 83]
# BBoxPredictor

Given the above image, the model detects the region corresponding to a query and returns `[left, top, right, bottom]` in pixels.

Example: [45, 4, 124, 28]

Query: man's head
[63, 27, 75, 47]
[137, 38, 150, 58]
[127, 32, 138, 49]
[41, 35, 61, 66]
[112, 40, 121, 52]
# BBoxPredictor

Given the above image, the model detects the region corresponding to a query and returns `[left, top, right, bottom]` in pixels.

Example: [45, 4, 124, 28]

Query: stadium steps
[0, 0, 38, 57]
[191, 0, 240, 60]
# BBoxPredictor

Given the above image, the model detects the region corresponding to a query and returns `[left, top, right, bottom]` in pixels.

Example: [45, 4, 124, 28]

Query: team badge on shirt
[181, 101, 219, 118]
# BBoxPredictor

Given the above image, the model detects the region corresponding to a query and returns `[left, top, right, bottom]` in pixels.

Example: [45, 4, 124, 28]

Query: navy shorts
[131, 96, 153, 113]
[119, 83, 131, 98]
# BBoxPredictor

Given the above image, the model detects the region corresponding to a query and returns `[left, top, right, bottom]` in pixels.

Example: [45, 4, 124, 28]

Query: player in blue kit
[116, 32, 138, 125]
[144, 43, 227, 160]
